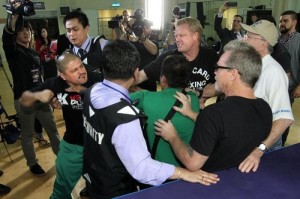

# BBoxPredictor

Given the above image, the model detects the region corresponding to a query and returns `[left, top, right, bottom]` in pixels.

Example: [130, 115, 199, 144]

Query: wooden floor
[0, 62, 300, 199]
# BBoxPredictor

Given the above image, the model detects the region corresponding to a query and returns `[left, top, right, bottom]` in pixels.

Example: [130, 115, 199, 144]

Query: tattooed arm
[155, 119, 209, 171]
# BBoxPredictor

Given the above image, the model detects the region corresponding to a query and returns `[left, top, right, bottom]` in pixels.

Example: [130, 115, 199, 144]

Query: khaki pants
[14, 100, 60, 167]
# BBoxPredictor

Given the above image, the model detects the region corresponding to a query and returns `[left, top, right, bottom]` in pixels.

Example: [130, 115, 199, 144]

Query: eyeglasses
[215, 65, 234, 72]
[243, 34, 266, 41]
[215, 65, 242, 76]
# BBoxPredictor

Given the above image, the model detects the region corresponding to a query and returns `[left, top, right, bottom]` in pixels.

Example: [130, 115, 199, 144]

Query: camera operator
[2, 0, 60, 176]
[121, 11, 159, 91]
[121, 9, 159, 91]
[111, 10, 130, 40]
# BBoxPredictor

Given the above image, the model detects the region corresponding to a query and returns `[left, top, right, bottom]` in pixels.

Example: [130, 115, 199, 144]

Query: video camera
[108, 15, 123, 29]
[129, 9, 153, 37]
[3, 0, 35, 16]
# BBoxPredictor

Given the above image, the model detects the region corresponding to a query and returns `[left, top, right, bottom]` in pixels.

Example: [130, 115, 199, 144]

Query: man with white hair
[239, 20, 294, 173]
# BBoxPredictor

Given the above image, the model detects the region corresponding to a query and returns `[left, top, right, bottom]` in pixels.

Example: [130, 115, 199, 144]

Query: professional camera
[3, 0, 35, 16]
[128, 9, 153, 37]
[108, 15, 123, 29]
[131, 18, 153, 37]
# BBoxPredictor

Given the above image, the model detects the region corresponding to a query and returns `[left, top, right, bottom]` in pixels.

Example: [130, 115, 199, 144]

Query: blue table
[116, 143, 300, 199]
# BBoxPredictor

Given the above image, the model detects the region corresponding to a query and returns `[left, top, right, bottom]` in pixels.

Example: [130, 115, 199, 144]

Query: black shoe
[0, 184, 11, 195]
[80, 187, 89, 197]
[30, 164, 46, 176]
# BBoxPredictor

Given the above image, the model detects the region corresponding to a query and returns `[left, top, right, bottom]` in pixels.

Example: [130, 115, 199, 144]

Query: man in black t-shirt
[155, 41, 272, 172]
[2, 3, 60, 176]
[19, 52, 101, 199]
[136, 17, 219, 107]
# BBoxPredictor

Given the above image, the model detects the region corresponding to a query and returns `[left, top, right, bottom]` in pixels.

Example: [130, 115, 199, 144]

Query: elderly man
[155, 40, 272, 172]
[239, 20, 294, 172]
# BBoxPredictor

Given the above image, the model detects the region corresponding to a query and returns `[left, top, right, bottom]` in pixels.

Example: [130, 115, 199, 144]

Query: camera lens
[24, 6, 32, 14]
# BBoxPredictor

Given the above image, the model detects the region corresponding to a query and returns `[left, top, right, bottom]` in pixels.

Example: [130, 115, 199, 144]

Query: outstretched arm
[239, 118, 293, 172]
[140, 33, 158, 55]
[172, 91, 198, 121]
[155, 119, 209, 171]
[169, 167, 219, 186]
[214, 1, 229, 38]
[19, 90, 54, 107]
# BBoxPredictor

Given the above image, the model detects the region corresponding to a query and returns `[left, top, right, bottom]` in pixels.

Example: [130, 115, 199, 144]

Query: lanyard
[102, 82, 132, 103]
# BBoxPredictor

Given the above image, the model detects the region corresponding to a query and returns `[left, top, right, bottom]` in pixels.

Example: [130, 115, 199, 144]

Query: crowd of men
[0, 0, 299, 198]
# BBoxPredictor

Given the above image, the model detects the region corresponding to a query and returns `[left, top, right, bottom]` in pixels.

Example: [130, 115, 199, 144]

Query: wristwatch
[258, 143, 267, 152]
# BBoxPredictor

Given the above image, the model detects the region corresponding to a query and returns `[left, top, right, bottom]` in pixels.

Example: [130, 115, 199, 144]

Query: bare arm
[202, 83, 218, 98]
[168, 167, 219, 186]
[200, 83, 219, 109]
[141, 37, 158, 55]
[19, 90, 54, 107]
[173, 91, 198, 122]
[134, 69, 148, 85]
[239, 118, 293, 172]
[155, 120, 209, 171]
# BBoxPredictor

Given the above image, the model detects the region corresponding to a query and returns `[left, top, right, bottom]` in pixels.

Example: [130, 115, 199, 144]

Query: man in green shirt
[130, 55, 199, 166]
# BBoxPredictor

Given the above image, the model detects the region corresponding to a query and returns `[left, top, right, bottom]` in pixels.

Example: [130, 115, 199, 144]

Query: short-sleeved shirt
[31, 72, 99, 145]
[254, 55, 294, 122]
[144, 46, 218, 90]
[190, 96, 272, 172]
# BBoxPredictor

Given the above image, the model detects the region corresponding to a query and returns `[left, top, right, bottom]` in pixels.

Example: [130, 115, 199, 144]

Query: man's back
[130, 88, 199, 166]
[190, 96, 272, 172]
[254, 55, 292, 122]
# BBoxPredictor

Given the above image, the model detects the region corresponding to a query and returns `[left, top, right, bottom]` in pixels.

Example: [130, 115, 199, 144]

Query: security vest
[82, 87, 145, 195]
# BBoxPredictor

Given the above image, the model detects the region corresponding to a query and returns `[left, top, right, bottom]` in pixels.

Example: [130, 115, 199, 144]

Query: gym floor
[0, 62, 300, 199]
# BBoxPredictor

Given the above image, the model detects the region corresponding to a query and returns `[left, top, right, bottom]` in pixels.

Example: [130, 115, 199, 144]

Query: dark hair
[258, 15, 277, 26]
[161, 55, 191, 88]
[15, 18, 32, 35]
[281, 10, 298, 20]
[63, 8, 89, 28]
[37, 27, 51, 45]
[102, 40, 140, 80]
[234, 15, 244, 23]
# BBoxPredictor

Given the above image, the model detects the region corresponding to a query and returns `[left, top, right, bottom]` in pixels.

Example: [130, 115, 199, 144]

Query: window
[146, 0, 163, 30]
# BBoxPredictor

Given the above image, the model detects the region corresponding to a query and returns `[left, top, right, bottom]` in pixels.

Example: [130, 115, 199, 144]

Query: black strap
[151, 89, 187, 158]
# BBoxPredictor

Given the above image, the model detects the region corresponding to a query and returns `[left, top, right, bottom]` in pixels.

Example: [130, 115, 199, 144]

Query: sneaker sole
[30, 171, 46, 177]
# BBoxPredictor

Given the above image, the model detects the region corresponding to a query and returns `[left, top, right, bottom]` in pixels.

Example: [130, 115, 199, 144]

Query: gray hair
[224, 40, 262, 88]
[175, 17, 203, 42]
